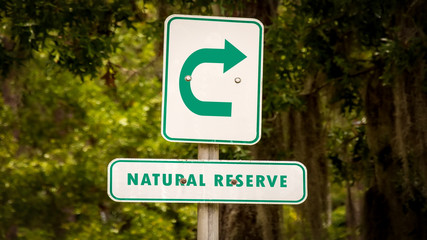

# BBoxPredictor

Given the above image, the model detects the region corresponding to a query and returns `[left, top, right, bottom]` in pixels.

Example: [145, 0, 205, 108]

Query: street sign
[108, 159, 307, 204]
[161, 15, 264, 145]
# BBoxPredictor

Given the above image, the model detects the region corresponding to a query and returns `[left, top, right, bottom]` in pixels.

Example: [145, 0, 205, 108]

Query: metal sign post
[197, 144, 219, 240]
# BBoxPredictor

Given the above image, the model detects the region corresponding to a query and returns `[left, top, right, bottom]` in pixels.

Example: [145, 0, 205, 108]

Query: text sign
[108, 159, 307, 204]
[162, 15, 264, 145]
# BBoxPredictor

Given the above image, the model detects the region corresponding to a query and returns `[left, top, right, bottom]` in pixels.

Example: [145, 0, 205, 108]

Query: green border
[161, 15, 264, 145]
[108, 159, 307, 204]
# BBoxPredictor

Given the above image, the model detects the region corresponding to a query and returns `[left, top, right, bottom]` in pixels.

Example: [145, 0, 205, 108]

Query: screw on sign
[180, 177, 187, 185]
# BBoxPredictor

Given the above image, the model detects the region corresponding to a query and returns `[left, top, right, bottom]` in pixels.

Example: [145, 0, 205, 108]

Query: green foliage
[0, 0, 137, 77]
[328, 205, 348, 240]
[0, 52, 197, 239]
[219, 145, 251, 160]
[1, 0, 426, 239]
[328, 120, 369, 185]
[0, 2, 198, 238]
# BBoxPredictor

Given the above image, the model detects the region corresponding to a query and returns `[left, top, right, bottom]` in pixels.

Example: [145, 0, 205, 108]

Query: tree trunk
[218, 1, 283, 239]
[363, 60, 427, 239]
[362, 4, 427, 238]
[346, 181, 363, 240]
[291, 73, 329, 240]
[219, 112, 285, 240]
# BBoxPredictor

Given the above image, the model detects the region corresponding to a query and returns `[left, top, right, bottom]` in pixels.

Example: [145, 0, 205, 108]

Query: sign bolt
[234, 77, 241, 84]
[180, 178, 187, 185]
[185, 75, 192, 81]
[231, 179, 237, 185]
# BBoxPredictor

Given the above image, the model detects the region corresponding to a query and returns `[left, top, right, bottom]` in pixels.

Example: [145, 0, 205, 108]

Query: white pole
[197, 144, 219, 240]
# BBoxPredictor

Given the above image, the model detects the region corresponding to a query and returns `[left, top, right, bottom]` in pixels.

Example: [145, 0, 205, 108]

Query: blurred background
[1, 0, 426, 239]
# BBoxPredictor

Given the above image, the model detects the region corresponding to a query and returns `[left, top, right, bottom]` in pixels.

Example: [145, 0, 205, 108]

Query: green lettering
[280, 175, 287, 187]
[256, 175, 265, 187]
[199, 174, 206, 186]
[215, 174, 223, 186]
[141, 173, 151, 185]
[128, 173, 138, 185]
[187, 174, 197, 186]
[163, 174, 172, 186]
[152, 173, 160, 186]
[226, 175, 233, 187]
[267, 175, 277, 187]
[246, 175, 253, 187]
[236, 175, 243, 187]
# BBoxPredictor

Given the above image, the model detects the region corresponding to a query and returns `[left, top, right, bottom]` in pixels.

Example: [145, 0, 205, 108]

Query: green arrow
[179, 39, 247, 117]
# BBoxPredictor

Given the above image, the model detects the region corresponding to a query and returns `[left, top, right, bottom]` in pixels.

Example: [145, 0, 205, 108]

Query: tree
[289, 0, 427, 239]
[1, 1, 199, 239]
[2, 0, 426, 239]
[360, 1, 427, 238]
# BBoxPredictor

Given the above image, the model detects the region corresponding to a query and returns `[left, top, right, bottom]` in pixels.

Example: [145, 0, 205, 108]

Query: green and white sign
[108, 159, 307, 204]
[161, 15, 264, 145]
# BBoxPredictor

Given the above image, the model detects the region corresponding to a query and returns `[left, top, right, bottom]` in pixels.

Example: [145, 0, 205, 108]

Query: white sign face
[108, 159, 307, 205]
[161, 15, 264, 145]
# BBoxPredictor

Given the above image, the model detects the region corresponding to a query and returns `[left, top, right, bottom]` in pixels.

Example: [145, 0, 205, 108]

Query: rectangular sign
[108, 159, 307, 204]
[162, 15, 264, 145]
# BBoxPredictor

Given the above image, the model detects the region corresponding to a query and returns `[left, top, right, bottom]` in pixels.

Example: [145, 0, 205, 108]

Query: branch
[299, 66, 377, 96]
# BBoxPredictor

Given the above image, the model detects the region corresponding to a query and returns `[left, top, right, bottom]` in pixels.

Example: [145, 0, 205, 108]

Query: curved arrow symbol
[179, 40, 247, 117]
